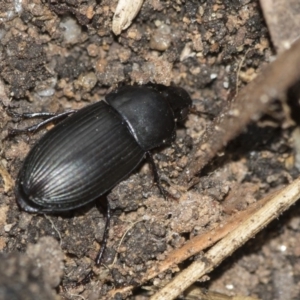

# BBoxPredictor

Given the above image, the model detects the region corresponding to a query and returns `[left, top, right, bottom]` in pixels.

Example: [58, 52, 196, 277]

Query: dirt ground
[0, 0, 300, 299]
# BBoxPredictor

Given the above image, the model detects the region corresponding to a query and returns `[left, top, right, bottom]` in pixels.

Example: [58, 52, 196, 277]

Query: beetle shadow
[218, 81, 300, 177]
[198, 117, 296, 181]
[287, 78, 300, 127]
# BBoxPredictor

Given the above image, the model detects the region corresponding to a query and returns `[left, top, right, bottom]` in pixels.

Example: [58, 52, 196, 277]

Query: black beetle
[12, 84, 192, 267]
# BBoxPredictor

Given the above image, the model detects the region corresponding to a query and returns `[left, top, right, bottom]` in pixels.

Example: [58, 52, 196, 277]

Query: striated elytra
[14, 83, 192, 268]
[16, 84, 192, 212]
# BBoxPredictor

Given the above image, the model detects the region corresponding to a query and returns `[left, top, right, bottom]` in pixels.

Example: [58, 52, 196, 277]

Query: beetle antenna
[6, 110, 77, 138]
[189, 104, 216, 120]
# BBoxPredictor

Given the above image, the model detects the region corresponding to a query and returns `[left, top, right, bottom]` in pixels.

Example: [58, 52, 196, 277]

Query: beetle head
[153, 84, 192, 122]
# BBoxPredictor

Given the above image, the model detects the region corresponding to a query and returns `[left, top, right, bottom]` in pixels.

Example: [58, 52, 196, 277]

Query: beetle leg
[8, 110, 57, 120]
[96, 202, 111, 265]
[146, 151, 170, 200]
[75, 202, 111, 286]
[8, 110, 77, 136]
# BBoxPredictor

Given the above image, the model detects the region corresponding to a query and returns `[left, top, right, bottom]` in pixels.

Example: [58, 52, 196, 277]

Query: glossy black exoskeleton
[13, 84, 192, 268]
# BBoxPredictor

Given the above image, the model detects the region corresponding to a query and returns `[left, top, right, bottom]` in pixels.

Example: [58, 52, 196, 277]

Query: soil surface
[0, 0, 300, 299]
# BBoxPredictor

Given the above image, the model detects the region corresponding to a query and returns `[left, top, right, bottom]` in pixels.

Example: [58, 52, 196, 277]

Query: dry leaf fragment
[112, 0, 144, 35]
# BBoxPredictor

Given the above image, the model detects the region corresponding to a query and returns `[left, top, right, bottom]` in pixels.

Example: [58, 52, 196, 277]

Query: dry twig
[150, 177, 300, 299]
